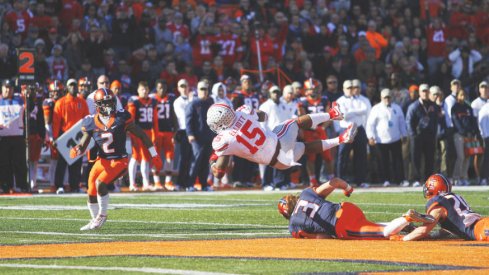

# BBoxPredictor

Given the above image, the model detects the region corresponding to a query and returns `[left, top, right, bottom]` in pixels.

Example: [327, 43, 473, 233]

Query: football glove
[151, 155, 163, 171]
[69, 145, 83, 159]
[343, 185, 354, 197]
[328, 102, 344, 120]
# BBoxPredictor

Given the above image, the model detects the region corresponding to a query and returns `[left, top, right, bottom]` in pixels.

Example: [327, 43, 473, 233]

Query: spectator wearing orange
[110, 80, 128, 109]
[52, 78, 89, 194]
[365, 20, 388, 60]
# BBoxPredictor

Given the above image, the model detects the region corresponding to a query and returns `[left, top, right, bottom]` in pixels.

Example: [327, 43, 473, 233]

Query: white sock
[97, 194, 109, 216]
[383, 217, 410, 237]
[153, 174, 161, 184]
[309, 113, 330, 128]
[165, 174, 172, 183]
[322, 138, 340, 151]
[87, 202, 99, 219]
[128, 158, 138, 186]
[29, 161, 38, 188]
[141, 160, 150, 187]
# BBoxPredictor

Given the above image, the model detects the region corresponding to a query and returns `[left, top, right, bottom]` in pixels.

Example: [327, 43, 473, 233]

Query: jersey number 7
[236, 120, 266, 154]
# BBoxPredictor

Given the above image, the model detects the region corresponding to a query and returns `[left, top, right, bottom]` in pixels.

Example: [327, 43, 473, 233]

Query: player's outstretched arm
[314, 177, 353, 198]
[70, 131, 91, 158]
[397, 207, 443, 241]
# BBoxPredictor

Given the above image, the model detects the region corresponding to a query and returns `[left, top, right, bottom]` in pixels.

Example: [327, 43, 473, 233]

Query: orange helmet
[48, 80, 64, 100]
[277, 194, 299, 220]
[303, 78, 320, 90]
[78, 77, 91, 88]
[110, 80, 122, 90]
[94, 88, 116, 116]
[423, 173, 452, 199]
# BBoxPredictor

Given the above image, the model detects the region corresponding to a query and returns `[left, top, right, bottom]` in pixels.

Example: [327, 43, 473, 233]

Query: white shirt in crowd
[366, 102, 407, 144]
[173, 95, 192, 130]
[471, 97, 487, 118]
[280, 97, 298, 119]
[478, 103, 489, 139]
[335, 94, 371, 131]
[0, 96, 24, 136]
[259, 99, 292, 130]
[443, 93, 457, 128]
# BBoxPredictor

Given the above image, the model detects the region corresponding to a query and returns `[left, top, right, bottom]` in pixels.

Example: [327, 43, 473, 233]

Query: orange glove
[343, 185, 354, 197]
[151, 155, 163, 171]
[70, 145, 82, 159]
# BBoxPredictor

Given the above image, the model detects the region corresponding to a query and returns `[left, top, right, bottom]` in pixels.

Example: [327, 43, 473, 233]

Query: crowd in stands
[1, 0, 489, 193]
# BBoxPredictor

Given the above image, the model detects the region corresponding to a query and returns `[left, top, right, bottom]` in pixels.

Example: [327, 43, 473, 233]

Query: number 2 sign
[17, 48, 35, 83]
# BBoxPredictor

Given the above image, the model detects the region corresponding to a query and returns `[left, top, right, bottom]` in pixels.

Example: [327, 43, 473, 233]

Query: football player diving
[70, 88, 163, 230]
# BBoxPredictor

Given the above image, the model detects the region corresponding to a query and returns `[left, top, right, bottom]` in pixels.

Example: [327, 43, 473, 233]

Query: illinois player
[127, 81, 159, 191]
[393, 174, 489, 241]
[149, 79, 176, 190]
[278, 178, 434, 239]
[42, 80, 63, 188]
[298, 78, 334, 187]
[208, 103, 353, 177]
[70, 88, 162, 230]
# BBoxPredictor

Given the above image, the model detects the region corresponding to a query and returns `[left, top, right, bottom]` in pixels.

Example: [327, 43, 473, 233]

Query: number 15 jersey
[212, 105, 277, 165]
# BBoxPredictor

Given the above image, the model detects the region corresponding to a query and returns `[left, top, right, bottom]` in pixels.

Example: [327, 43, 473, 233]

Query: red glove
[328, 102, 344, 120]
[343, 185, 354, 197]
[339, 123, 358, 144]
[70, 145, 82, 159]
[151, 155, 163, 171]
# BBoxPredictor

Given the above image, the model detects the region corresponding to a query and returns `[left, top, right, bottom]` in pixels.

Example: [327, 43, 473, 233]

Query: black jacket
[406, 99, 441, 137]
[185, 97, 215, 144]
[451, 102, 479, 137]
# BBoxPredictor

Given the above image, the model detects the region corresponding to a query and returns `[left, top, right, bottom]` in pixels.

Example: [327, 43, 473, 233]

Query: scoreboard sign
[17, 48, 36, 84]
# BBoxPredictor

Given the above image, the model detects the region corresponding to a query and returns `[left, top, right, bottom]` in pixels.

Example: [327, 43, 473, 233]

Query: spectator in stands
[448, 44, 482, 87]
[0, 43, 16, 80]
[185, 80, 214, 191]
[111, 4, 137, 59]
[211, 82, 232, 107]
[0, 80, 28, 193]
[451, 89, 479, 186]
[406, 83, 440, 187]
[46, 44, 68, 82]
[357, 46, 384, 85]
[478, 92, 489, 186]
[173, 78, 193, 191]
[424, 16, 447, 77]
[366, 88, 408, 187]
[52, 79, 89, 194]
[365, 20, 388, 60]
[443, 79, 462, 181]
[471, 81, 489, 184]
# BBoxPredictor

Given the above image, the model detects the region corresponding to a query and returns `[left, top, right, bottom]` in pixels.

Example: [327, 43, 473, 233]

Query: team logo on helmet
[206, 103, 236, 134]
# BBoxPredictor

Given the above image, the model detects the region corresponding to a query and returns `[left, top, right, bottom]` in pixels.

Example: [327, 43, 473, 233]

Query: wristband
[148, 146, 158, 158]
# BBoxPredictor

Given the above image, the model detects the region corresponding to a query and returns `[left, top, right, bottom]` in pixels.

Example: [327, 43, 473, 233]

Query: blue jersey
[426, 193, 482, 240]
[81, 110, 132, 159]
[299, 96, 330, 114]
[288, 188, 340, 236]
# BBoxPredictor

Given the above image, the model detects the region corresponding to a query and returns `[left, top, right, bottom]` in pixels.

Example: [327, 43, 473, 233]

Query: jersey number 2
[236, 120, 265, 154]
[101, 132, 115, 154]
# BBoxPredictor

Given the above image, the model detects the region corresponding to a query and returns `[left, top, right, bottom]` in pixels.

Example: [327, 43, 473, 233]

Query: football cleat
[165, 181, 176, 191]
[339, 123, 358, 144]
[129, 185, 140, 192]
[154, 182, 164, 190]
[403, 209, 435, 224]
[80, 215, 107, 231]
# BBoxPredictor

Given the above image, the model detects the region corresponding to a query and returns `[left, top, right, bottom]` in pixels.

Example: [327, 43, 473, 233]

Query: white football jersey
[212, 105, 278, 165]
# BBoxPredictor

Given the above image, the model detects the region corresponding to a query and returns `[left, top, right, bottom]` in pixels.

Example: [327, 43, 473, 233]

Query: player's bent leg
[473, 217, 489, 241]
[335, 202, 387, 240]
[383, 217, 410, 237]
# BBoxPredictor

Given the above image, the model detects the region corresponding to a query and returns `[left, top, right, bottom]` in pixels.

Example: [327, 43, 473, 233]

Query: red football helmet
[94, 88, 116, 116]
[48, 80, 64, 100]
[423, 173, 452, 199]
[278, 195, 298, 220]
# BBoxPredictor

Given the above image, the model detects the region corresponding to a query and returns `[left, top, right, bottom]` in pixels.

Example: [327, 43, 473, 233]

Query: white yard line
[0, 230, 288, 238]
[1, 216, 283, 228]
[0, 264, 236, 275]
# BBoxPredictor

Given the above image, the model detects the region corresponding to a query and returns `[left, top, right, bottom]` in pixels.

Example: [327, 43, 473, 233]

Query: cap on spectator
[479, 81, 488, 88]
[291, 81, 302, 89]
[49, 27, 57, 34]
[450, 79, 461, 86]
[409, 84, 419, 93]
[110, 80, 122, 89]
[419, 83, 429, 91]
[429, 86, 441, 95]
[2, 79, 12, 86]
[177, 79, 188, 87]
[380, 88, 391, 98]
[352, 79, 361, 87]
[283, 85, 293, 95]
[66, 78, 77, 86]
[240, 74, 250, 82]
[343, 80, 352, 89]
[358, 31, 367, 37]
[52, 44, 62, 51]
[269, 85, 281, 94]
[197, 81, 209, 91]
[34, 38, 45, 47]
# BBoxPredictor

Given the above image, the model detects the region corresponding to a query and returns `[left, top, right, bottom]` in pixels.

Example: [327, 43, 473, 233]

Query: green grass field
[0, 188, 488, 274]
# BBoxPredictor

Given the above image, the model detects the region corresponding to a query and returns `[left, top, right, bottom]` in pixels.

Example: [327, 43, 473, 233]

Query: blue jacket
[406, 99, 441, 137]
[185, 97, 215, 144]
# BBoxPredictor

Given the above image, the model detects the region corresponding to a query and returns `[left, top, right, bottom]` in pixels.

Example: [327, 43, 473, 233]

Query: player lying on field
[70, 88, 163, 230]
[391, 173, 489, 241]
[207, 103, 356, 178]
[278, 178, 434, 240]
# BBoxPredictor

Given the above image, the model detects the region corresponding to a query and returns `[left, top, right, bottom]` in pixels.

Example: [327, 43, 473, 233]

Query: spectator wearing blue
[185, 80, 215, 191]
[0, 80, 28, 193]
[406, 84, 441, 187]
[366, 88, 408, 187]
[451, 89, 479, 186]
